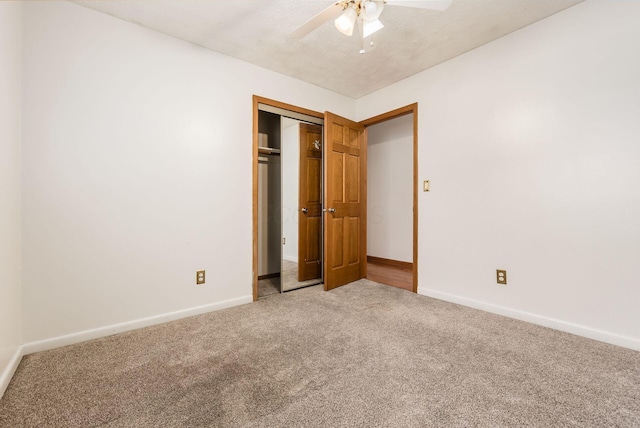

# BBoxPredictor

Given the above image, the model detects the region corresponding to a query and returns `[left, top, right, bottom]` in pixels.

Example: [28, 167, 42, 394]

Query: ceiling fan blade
[386, 0, 453, 11]
[290, 2, 345, 39]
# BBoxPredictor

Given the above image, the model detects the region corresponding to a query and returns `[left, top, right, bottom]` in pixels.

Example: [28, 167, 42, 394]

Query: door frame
[252, 96, 324, 301]
[360, 103, 419, 293]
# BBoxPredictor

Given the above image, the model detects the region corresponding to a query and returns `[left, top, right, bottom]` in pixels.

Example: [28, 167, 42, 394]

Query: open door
[323, 112, 366, 290]
[298, 123, 323, 281]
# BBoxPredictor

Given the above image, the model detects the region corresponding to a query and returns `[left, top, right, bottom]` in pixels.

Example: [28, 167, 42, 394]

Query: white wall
[0, 1, 23, 395]
[281, 119, 299, 263]
[21, 1, 354, 344]
[357, 0, 640, 348]
[367, 115, 413, 263]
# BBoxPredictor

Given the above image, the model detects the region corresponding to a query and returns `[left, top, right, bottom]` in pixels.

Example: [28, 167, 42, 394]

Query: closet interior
[257, 106, 324, 298]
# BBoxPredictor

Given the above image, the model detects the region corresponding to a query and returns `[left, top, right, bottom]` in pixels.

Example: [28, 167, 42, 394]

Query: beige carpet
[257, 276, 280, 297]
[1, 280, 639, 427]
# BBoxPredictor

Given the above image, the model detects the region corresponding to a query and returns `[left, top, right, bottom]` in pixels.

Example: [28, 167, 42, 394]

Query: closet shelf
[258, 147, 281, 155]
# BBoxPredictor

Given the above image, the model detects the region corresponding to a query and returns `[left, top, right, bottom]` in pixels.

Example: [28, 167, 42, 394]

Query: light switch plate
[423, 180, 430, 192]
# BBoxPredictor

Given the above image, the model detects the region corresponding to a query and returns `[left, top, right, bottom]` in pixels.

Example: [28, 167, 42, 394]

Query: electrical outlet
[196, 270, 205, 285]
[496, 269, 507, 285]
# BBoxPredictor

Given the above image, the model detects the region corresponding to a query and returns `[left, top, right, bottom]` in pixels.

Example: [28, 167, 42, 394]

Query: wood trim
[252, 96, 258, 302]
[252, 95, 324, 302]
[367, 256, 413, 271]
[361, 125, 368, 280]
[258, 273, 281, 280]
[361, 103, 419, 293]
[359, 104, 416, 127]
[254, 96, 324, 120]
[413, 104, 418, 293]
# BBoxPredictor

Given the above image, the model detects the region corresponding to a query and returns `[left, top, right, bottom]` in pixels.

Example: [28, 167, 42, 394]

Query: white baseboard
[282, 255, 297, 263]
[0, 346, 23, 399]
[22, 295, 253, 356]
[418, 287, 640, 351]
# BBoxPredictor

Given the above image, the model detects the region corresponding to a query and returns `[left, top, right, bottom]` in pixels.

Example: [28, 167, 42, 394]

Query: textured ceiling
[74, 0, 584, 99]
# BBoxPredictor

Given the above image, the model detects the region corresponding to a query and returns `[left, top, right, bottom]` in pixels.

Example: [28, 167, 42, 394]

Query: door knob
[301, 208, 308, 214]
[327, 208, 336, 214]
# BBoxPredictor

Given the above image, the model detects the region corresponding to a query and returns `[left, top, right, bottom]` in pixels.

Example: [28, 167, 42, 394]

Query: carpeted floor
[1, 280, 639, 427]
[257, 276, 280, 297]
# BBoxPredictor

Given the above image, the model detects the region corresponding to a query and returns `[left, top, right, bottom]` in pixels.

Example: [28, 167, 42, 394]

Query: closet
[257, 111, 282, 296]
[257, 105, 324, 298]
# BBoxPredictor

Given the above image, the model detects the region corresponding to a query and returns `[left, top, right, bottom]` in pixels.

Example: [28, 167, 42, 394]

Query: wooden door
[298, 123, 323, 281]
[323, 112, 366, 290]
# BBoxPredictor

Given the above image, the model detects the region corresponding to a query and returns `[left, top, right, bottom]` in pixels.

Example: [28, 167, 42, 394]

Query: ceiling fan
[290, 0, 453, 53]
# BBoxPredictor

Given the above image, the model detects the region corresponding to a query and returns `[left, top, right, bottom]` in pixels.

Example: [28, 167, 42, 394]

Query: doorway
[365, 113, 415, 291]
[361, 104, 418, 293]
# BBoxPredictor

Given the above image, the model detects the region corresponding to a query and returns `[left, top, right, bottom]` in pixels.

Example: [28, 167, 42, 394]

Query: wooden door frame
[252, 96, 324, 301]
[360, 103, 419, 293]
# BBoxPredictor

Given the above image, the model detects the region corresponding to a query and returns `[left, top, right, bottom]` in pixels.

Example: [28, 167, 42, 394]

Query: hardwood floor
[366, 256, 413, 292]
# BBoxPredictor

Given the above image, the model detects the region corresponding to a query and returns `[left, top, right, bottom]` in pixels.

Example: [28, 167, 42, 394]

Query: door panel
[330, 151, 344, 204]
[331, 217, 344, 269]
[345, 155, 360, 203]
[307, 158, 321, 203]
[348, 217, 360, 264]
[306, 217, 321, 261]
[324, 112, 366, 290]
[298, 123, 323, 281]
[347, 128, 360, 147]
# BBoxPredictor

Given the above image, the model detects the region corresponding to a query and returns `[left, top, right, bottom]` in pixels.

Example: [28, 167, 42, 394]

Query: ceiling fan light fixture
[363, 1, 377, 18]
[362, 18, 384, 38]
[335, 7, 357, 36]
[364, 1, 385, 20]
